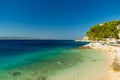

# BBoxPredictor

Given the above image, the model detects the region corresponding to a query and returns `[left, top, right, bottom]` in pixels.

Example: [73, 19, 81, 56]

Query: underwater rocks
[36, 76, 46, 80]
[23, 78, 32, 80]
[12, 71, 21, 76]
[92, 59, 96, 62]
[11, 70, 47, 80]
[22, 75, 46, 80]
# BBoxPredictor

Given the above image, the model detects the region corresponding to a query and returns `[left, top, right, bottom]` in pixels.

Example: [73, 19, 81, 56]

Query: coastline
[85, 42, 120, 80]
[0, 41, 119, 80]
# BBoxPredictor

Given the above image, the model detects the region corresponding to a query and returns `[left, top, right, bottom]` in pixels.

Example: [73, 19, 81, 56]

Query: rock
[112, 52, 120, 71]
[112, 58, 120, 71]
[113, 64, 120, 71]
[12, 71, 21, 76]
[80, 46, 91, 49]
[36, 76, 46, 80]
[23, 78, 32, 80]
[92, 59, 96, 62]
[80, 60, 84, 62]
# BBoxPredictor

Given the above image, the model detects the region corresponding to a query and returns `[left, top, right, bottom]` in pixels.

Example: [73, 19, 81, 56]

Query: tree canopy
[86, 20, 120, 40]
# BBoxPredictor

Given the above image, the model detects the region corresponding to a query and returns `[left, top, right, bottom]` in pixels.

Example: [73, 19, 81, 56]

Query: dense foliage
[86, 20, 120, 40]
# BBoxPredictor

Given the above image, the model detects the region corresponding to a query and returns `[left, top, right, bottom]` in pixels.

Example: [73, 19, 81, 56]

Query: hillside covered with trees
[86, 20, 120, 40]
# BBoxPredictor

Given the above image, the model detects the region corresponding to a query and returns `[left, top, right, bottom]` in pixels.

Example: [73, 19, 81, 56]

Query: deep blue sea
[0, 40, 88, 68]
[0, 40, 108, 80]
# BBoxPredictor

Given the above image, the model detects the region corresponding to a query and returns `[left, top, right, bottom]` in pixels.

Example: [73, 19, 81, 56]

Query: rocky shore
[84, 42, 120, 80]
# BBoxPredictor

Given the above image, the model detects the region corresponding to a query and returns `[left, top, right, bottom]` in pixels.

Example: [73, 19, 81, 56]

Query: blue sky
[0, 0, 120, 39]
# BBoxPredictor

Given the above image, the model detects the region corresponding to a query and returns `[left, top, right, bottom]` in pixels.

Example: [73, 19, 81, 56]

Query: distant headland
[0, 37, 41, 40]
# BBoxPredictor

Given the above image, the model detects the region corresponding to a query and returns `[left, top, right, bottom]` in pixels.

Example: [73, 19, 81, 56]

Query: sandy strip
[102, 49, 120, 80]
[86, 43, 120, 80]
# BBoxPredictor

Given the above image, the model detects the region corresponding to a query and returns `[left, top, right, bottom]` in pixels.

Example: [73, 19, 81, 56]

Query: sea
[0, 40, 109, 80]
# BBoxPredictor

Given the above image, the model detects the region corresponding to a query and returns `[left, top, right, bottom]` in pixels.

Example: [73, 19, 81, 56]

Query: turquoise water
[0, 40, 108, 80]
[49, 49, 108, 80]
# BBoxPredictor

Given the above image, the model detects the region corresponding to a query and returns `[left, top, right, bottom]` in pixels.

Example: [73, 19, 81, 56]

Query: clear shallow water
[48, 49, 109, 80]
[0, 40, 108, 80]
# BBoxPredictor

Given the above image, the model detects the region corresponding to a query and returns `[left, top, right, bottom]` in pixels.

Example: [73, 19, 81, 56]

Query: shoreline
[48, 46, 110, 80]
[84, 42, 120, 80]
